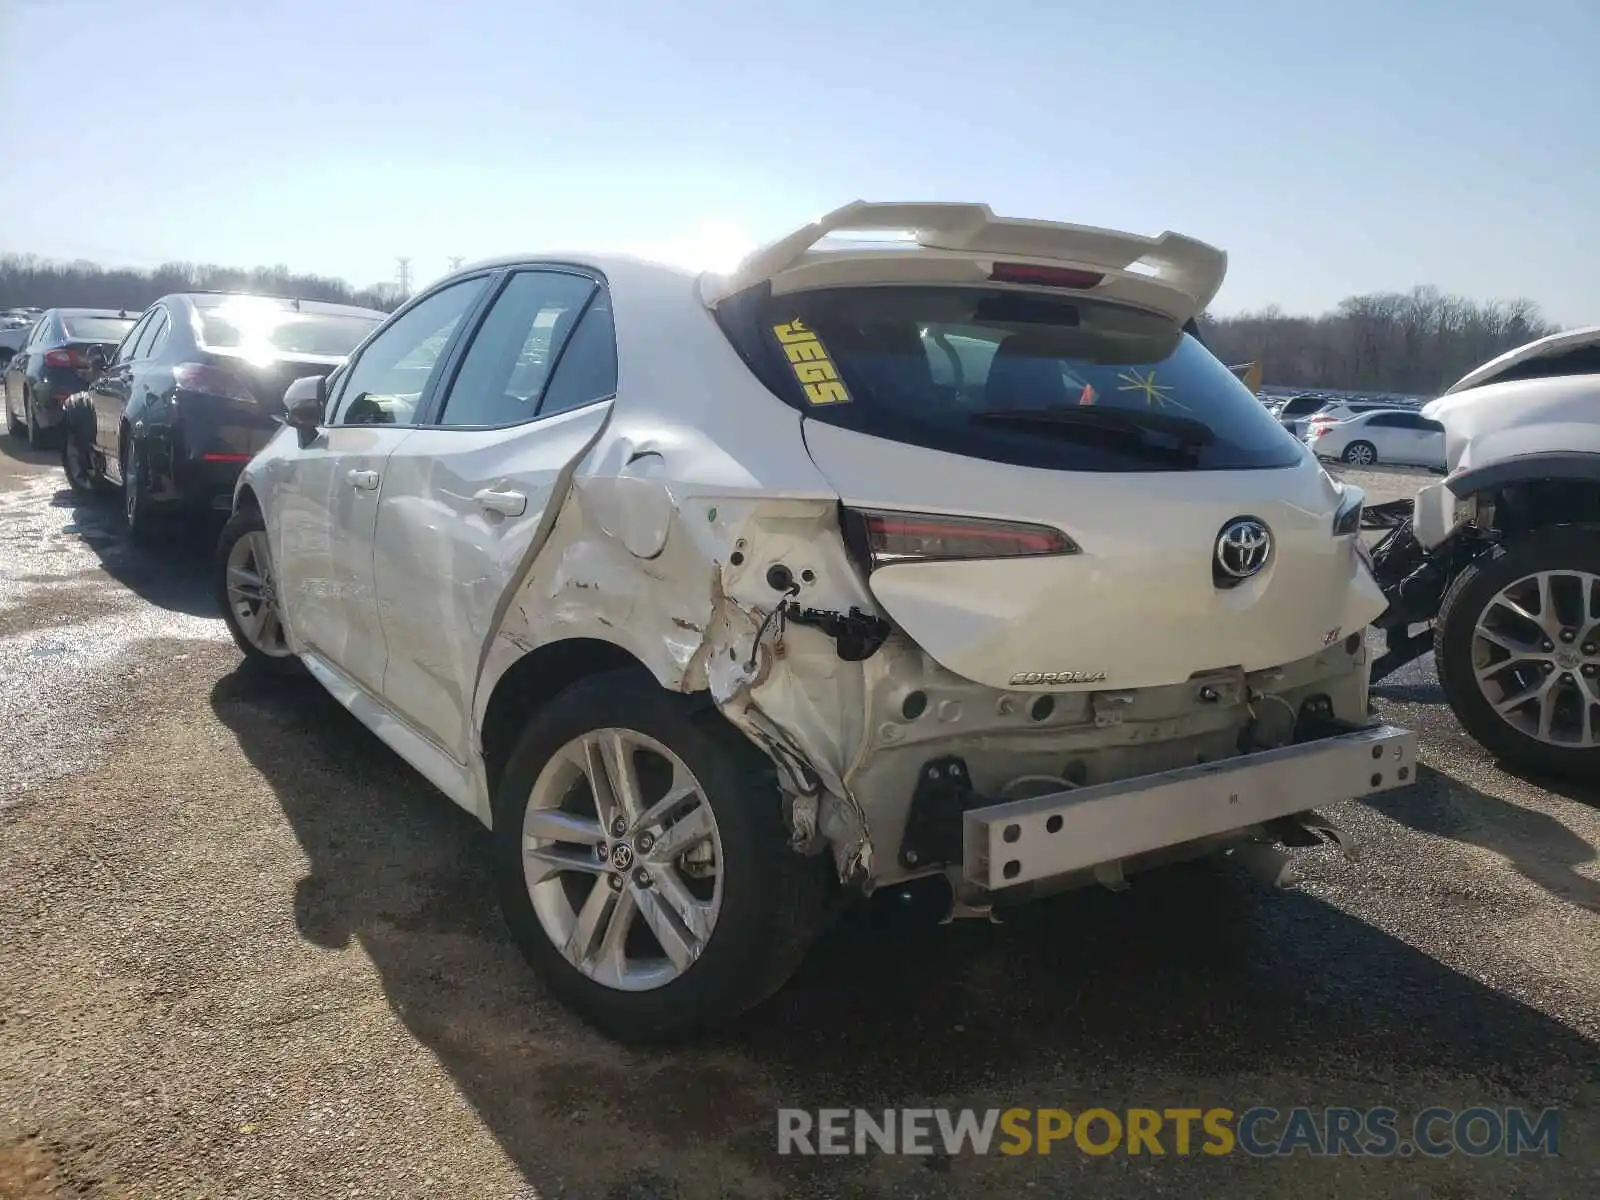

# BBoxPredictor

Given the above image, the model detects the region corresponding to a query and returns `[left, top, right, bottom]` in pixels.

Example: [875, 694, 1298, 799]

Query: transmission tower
[395, 257, 412, 297]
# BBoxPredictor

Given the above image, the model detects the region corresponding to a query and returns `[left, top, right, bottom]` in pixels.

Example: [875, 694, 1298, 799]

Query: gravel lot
[1, 445, 1596, 1199]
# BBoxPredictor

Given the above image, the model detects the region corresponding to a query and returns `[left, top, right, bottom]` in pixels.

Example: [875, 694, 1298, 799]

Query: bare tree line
[0, 254, 1563, 396]
[0, 254, 404, 316]
[1199, 286, 1558, 396]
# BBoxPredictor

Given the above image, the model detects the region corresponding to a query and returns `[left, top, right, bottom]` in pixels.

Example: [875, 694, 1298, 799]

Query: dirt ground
[1, 441, 1596, 1199]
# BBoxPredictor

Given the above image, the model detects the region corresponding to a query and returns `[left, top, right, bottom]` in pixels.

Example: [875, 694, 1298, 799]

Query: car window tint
[1420, 418, 1444, 433]
[142, 309, 172, 360]
[722, 285, 1302, 473]
[61, 314, 137, 342]
[436, 270, 598, 428]
[129, 309, 164, 360]
[539, 293, 617, 417]
[114, 313, 154, 364]
[329, 277, 488, 427]
[1367, 413, 1400, 428]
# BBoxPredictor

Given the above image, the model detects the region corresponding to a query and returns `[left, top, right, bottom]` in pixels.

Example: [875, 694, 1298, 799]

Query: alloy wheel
[224, 531, 291, 657]
[522, 728, 724, 992]
[1471, 569, 1600, 748]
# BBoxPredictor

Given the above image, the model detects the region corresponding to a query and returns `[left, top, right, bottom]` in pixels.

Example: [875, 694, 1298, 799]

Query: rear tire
[1342, 440, 1377, 466]
[493, 670, 829, 1042]
[25, 396, 49, 450]
[61, 425, 100, 497]
[215, 506, 304, 675]
[121, 437, 160, 543]
[1435, 526, 1600, 781]
[5, 393, 22, 439]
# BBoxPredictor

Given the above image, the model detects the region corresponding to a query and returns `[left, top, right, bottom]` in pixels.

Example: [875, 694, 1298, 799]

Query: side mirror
[283, 375, 328, 447]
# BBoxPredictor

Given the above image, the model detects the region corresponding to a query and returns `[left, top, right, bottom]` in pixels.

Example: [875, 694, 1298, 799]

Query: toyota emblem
[1214, 517, 1272, 584]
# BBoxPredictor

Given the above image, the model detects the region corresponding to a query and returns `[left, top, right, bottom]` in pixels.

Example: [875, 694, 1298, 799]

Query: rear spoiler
[701, 200, 1228, 321]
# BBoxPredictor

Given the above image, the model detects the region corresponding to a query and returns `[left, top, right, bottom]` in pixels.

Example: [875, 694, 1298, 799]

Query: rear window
[197, 305, 381, 359]
[1280, 396, 1327, 417]
[1472, 344, 1600, 390]
[61, 315, 136, 342]
[720, 285, 1304, 472]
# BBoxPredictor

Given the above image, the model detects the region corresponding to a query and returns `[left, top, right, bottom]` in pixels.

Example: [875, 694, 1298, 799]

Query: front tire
[1342, 440, 1377, 466]
[493, 670, 828, 1042]
[1436, 526, 1600, 780]
[215, 506, 303, 674]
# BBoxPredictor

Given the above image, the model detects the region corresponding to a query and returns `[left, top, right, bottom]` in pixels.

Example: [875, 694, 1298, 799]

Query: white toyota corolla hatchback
[216, 201, 1415, 1040]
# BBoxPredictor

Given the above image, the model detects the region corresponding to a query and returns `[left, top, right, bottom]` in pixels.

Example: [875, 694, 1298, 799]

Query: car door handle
[347, 469, 380, 491]
[473, 487, 527, 517]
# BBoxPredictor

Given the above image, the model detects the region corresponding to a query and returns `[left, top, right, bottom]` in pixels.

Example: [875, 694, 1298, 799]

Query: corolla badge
[1214, 517, 1272, 582]
[1009, 670, 1107, 686]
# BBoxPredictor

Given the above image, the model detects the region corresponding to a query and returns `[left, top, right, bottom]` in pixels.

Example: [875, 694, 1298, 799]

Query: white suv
[215, 201, 1416, 1040]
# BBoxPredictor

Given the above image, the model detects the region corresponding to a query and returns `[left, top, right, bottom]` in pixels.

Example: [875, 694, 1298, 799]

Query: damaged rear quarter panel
[470, 261, 888, 875]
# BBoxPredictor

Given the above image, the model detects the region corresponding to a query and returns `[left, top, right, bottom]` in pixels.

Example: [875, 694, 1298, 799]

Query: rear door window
[433, 269, 603, 428]
[721, 285, 1304, 472]
[114, 312, 154, 364]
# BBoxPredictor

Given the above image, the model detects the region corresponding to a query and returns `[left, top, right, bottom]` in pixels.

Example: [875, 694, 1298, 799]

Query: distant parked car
[60, 292, 385, 538]
[1309, 399, 1420, 426]
[0, 325, 28, 372]
[4, 308, 138, 448]
[1273, 393, 1334, 438]
[1305, 408, 1445, 469]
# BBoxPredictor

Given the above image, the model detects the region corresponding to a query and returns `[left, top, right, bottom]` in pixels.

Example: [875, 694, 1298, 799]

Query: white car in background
[214, 200, 1415, 1040]
[1306, 407, 1446, 469]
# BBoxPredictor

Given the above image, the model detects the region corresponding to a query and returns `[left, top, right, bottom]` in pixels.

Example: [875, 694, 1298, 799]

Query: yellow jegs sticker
[772, 319, 852, 406]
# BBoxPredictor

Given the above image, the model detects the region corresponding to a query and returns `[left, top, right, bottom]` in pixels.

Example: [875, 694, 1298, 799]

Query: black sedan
[60, 291, 385, 539]
[4, 307, 139, 448]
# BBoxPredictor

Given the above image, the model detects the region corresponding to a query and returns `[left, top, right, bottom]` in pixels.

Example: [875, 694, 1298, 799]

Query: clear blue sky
[3, 0, 1597, 322]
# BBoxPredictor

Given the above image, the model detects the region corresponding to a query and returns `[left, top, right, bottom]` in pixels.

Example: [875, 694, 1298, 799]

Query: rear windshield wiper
[973, 405, 1217, 446]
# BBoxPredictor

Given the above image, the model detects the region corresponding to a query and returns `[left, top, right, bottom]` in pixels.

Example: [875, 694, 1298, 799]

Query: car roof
[164, 292, 389, 320]
[1443, 324, 1600, 395]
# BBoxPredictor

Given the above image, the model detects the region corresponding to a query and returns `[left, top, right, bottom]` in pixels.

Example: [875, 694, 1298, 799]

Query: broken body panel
[243, 212, 1406, 907]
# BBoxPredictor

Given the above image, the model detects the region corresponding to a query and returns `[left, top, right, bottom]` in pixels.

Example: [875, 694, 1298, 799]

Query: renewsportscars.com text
[777, 1106, 1560, 1158]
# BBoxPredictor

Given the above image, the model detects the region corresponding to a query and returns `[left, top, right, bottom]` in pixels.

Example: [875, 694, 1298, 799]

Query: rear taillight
[1332, 489, 1364, 537]
[841, 506, 1078, 571]
[989, 262, 1105, 289]
[44, 348, 83, 368]
[173, 362, 254, 402]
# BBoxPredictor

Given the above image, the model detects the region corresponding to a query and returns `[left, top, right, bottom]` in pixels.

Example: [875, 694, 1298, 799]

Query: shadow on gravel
[1371, 678, 1446, 706]
[1378, 766, 1600, 915]
[0, 436, 57, 471]
[48, 486, 218, 618]
[210, 668, 1598, 1199]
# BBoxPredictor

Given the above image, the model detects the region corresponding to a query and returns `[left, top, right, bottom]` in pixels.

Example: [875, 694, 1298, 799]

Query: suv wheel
[1436, 526, 1600, 780]
[215, 507, 303, 674]
[493, 670, 828, 1042]
[1342, 440, 1377, 466]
